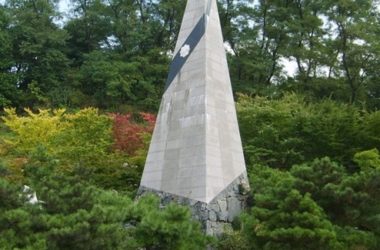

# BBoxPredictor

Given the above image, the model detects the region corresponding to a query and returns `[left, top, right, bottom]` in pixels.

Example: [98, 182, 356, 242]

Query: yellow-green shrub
[2, 108, 67, 155]
[54, 108, 113, 166]
[1, 108, 141, 191]
[354, 149, 380, 170]
[2, 108, 113, 164]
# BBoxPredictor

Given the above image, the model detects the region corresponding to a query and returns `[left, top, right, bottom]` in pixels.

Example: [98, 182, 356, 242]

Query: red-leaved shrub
[111, 112, 156, 156]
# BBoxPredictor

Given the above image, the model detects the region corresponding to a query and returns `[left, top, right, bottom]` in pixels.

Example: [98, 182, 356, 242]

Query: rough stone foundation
[137, 173, 250, 236]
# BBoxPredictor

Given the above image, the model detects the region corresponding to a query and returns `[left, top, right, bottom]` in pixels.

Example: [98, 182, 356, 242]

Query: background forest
[0, 0, 380, 249]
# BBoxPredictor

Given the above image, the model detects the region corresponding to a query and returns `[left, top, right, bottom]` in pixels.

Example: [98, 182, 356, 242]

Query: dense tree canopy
[0, 0, 379, 110]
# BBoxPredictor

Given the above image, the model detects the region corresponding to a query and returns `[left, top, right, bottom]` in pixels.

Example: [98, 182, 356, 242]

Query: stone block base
[137, 173, 250, 236]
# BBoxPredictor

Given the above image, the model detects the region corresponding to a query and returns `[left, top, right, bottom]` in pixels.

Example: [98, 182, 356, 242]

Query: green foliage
[1, 0, 380, 248]
[61, 0, 180, 110]
[354, 149, 380, 170]
[2, 108, 67, 155]
[237, 94, 306, 168]
[0, 5, 20, 108]
[335, 226, 378, 250]
[0, 0, 379, 109]
[224, 156, 380, 249]
[2, 108, 111, 162]
[3, 0, 69, 107]
[290, 158, 346, 215]
[54, 108, 113, 166]
[0, 169, 208, 250]
[361, 111, 380, 149]
[290, 157, 380, 249]
[222, 0, 380, 109]
[126, 195, 210, 250]
[1, 108, 139, 191]
[240, 166, 341, 250]
[76, 51, 135, 108]
[237, 93, 380, 169]
[217, 230, 251, 250]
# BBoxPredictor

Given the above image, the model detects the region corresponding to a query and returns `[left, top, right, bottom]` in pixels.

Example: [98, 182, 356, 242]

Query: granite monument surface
[138, 0, 249, 235]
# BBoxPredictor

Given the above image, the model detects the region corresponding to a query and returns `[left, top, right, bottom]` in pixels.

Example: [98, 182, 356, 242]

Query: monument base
[137, 173, 250, 236]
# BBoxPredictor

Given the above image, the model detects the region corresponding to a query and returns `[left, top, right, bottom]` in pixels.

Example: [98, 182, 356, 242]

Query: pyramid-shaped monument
[139, 0, 249, 235]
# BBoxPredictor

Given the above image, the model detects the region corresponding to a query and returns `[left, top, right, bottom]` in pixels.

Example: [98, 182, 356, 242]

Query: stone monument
[138, 0, 249, 236]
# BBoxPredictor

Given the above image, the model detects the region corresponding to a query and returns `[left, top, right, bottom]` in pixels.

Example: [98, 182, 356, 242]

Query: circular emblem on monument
[180, 44, 190, 58]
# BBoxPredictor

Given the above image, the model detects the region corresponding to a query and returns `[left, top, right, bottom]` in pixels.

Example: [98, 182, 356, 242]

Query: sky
[0, 0, 69, 11]
[59, 0, 70, 12]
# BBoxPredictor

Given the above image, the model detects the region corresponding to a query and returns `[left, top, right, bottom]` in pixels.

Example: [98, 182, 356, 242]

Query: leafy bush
[54, 108, 113, 166]
[237, 94, 380, 169]
[354, 149, 380, 170]
[2, 108, 112, 161]
[111, 112, 155, 156]
[2, 108, 67, 155]
[1, 108, 145, 191]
